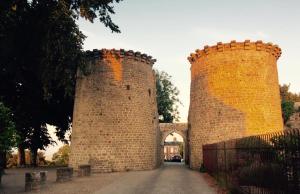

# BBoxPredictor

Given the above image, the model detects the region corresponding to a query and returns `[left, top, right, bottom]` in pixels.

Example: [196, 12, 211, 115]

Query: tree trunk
[0, 151, 5, 185]
[0, 151, 6, 169]
[30, 148, 38, 167]
[0, 167, 2, 185]
[18, 145, 26, 167]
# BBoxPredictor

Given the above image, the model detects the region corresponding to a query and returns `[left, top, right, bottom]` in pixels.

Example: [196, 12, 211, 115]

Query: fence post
[215, 144, 218, 182]
[224, 141, 228, 188]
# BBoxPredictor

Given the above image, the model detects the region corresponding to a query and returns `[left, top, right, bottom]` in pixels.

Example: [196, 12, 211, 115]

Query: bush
[281, 101, 294, 124]
[238, 163, 286, 189]
[199, 163, 206, 173]
[52, 145, 70, 166]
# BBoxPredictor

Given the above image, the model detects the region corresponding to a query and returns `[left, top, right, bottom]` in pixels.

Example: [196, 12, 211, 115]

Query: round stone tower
[187, 40, 283, 169]
[69, 49, 160, 172]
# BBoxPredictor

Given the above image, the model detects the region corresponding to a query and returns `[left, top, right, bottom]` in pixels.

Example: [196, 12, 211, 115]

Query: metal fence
[203, 129, 300, 194]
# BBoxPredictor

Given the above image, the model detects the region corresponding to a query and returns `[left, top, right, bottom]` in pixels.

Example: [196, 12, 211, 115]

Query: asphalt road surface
[1, 163, 217, 194]
[94, 162, 216, 194]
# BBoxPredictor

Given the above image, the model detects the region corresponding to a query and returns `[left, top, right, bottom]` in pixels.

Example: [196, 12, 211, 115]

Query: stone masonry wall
[188, 40, 283, 169]
[69, 49, 160, 172]
[159, 123, 188, 163]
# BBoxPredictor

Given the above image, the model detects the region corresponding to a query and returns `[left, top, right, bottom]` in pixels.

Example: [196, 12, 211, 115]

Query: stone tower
[188, 40, 283, 169]
[69, 49, 160, 172]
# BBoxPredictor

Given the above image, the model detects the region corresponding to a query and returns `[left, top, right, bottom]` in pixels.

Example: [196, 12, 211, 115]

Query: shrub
[199, 163, 206, 173]
[238, 163, 286, 189]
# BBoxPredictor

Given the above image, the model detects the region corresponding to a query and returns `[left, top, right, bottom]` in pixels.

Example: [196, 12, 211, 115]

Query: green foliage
[199, 163, 206, 173]
[0, 102, 18, 152]
[52, 144, 70, 166]
[271, 132, 300, 161]
[208, 131, 300, 193]
[0, 0, 122, 33]
[0, 102, 18, 182]
[69, 0, 123, 33]
[280, 84, 300, 102]
[279, 84, 299, 124]
[235, 137, 277, 168]
[238, 163, 286, 189]
[281, 101, 294, 124]
[0, 0, 122, 166]
[155, 70, 181, 123]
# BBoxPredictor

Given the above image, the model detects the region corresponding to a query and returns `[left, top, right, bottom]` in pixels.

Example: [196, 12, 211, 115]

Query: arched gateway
[159, 123, 188, 164]
[70, 40, 283, 172]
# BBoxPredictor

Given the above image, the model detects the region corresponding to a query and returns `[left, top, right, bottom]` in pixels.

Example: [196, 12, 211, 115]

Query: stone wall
[188, 40, 283, 169]
[69, 49, 160, 172]
[159, 123, 188, 163]
[160, 123, 188, 143]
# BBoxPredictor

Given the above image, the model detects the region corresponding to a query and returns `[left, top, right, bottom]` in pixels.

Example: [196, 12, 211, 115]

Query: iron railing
[203, 129, 300, 194]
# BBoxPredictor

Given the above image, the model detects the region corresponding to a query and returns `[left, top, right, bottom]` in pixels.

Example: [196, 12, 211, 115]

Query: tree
[7, 150, 47, 168]
[281, 101, 294, 124]
[280, 84, 300, 102]
[0, 0, 122, 166]
[52, 144, 70, 166]
[279, 84, 300, 124]
[155, 70, 181, 123]
[0, 102, 18, 184]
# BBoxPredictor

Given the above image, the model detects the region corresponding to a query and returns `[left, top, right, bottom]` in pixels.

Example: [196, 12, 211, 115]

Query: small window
[148, 89, 151, 96]
[126, 85, 130, 90]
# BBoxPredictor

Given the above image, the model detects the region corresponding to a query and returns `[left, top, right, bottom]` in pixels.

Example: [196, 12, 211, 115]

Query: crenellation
[188, 40, 283, 169]
[71, 39, 284, 173]
[188, 40, 282, 64]
[70, 49, 160, 172]
[230, 40, 237, 50]
[244, 39, 251, 50]
[85, 49, 156, 65]
[217, 42, 223, 52]
[256, 40, 263, 51]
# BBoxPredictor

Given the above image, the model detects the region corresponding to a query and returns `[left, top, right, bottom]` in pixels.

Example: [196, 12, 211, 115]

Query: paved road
[1, 163, 217, 194]
[94, 163, 216, 194]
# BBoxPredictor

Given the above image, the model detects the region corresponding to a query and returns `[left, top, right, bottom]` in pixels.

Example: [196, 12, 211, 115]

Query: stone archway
[159, 123, 188, 164]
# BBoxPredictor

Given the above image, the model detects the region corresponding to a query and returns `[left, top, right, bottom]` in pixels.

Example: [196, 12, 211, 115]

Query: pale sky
[45, 0, 300, 159]
[77, 0, 300, 122]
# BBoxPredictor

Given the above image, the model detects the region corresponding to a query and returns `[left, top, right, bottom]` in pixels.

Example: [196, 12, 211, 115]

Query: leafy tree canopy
[1, 0, 122, 32]
[52, 144, 70, 166]
[0, 102, 18, 179]
[0, 0, 122, 166]
[0, 102, 18, 153]
[155, 70, 181, 123]
[279, 84, 300, 124]
[280, 84, 300, 102]
[281, 101, 294, 124]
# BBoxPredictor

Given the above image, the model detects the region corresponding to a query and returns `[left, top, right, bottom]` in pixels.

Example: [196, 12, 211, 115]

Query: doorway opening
[163, 132, 185, 163]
